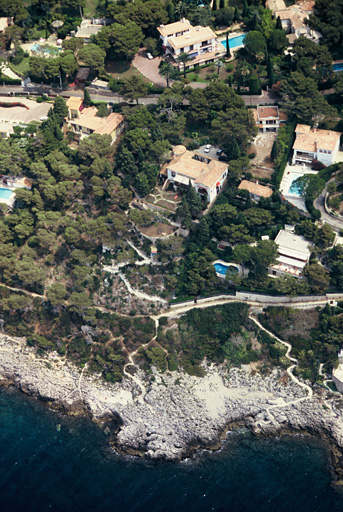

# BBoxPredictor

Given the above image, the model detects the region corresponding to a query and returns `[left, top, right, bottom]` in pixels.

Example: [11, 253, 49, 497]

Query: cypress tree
[83, 88, 91, 107]
[242, 0, 249, 18]
[227, 138, 240, 161]
[228, 75, 232, 87]
[249, 74, 261, 95]
[212, 0, 217, 11]
[268, 66, 275, 87]
[226, 33, 231, 58]
[234, 5, 241, 22]
[220, 0, 225, 9]
[271, 140, 278, 162]
[167, 2, 175, 23]
[276, 16, 282, 30]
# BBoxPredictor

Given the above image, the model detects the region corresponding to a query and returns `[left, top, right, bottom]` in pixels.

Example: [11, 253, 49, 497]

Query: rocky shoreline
[1, 333, 343, 482]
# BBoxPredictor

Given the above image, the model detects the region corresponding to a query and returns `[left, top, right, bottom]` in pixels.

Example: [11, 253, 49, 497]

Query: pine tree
[271, 140, 278, 162]
[276, 16, 282, 30]
[84, 88, 91, 107]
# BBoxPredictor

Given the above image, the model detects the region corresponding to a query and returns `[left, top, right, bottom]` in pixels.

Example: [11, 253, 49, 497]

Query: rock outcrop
[1, 333, 343, 480]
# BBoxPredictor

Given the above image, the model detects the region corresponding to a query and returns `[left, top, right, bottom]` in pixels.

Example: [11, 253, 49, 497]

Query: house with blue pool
[158, 19, 225, 72]
[292, 124, 342, 167]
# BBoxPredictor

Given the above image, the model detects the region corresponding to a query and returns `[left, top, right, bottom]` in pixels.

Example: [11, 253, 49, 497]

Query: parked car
[216, 149, 223, 156]
[147, 52, 153, 60]
[204, 144, 211, 153]
[218, 154, 229, 162]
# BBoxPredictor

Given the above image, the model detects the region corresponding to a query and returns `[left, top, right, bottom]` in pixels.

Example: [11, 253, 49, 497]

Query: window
[190, 45, 194, 50]
[171, 171, 176, 177]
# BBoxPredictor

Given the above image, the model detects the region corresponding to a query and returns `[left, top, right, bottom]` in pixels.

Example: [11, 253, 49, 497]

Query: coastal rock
[0, 333, 343, 473]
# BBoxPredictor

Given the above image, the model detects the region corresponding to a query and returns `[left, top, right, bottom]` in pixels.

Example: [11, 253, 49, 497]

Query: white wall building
[333, 348, 343, 393]
[253, 106, 288, 133]
[161, 145, 229, 205]
[157, 19, 225, 71]
[292, 124, 341, 166]
[268, 227, 313, 278]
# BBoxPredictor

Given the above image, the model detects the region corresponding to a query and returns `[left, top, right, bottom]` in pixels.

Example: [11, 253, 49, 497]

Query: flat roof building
[268, 228, 313, 278]
[253, 106, 287, 133]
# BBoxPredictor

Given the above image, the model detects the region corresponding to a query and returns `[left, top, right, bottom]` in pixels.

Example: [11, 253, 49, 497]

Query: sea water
[1, 386, 343, 512]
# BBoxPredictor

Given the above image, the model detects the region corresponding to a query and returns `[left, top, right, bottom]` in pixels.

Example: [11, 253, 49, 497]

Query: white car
[204, 144, 211, 153]
[147, 52, 154, 60]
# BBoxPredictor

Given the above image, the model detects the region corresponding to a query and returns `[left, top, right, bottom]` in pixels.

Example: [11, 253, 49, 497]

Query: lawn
[84, 0, 106, 17]
[105, 60, 148, 81]
[10, 57, 30, 76]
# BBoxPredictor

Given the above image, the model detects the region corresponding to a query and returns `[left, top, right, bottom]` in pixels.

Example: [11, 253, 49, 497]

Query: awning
[174, 174, 191, 186]
[216, 182, 220, 186]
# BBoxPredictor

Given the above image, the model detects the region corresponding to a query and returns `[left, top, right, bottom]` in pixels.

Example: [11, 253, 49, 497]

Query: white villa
[160, 145, 229, 204]
[157, 19, 226, 71]
[253, 106, 288, 133]
[292, 124, 341, 166]
[268, 227, 313, 278]
[75, 18, 108, 43]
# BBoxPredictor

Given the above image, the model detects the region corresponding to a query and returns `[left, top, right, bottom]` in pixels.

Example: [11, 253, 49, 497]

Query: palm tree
[256, 52, 265, 79]
[177, 52, 191, 79]
[158, 61, 176, 88]
[215, 59, 223, 76]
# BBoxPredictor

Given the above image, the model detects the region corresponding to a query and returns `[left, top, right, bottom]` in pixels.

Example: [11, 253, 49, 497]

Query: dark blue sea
[1, 387, 343, 512]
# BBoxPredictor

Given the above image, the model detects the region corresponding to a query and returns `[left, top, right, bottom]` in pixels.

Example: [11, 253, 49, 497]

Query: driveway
[0, 98, 50, 123]
[132, 49, 166, 87]
[314, 185, 343, 232]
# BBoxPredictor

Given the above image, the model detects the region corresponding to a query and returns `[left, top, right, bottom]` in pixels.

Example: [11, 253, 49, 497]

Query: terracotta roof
[69, 111, 124, 136]
[157, 19, 192, 37]
[166, 149, 228, 190]
[293, 124, 341, 152]
[167, 25, 216, 50]
[238, 180, 273, 198]
[66, 97, 83, 110]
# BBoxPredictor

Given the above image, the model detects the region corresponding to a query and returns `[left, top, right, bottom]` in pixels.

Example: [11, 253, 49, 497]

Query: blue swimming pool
[221, 34, 246, 50]
[31, 44, 60, 55]
[0, 188, 13, 200]
[288, 179, 303, 196]
[214, 262, 239, 276]
[333, 63, 343, 72]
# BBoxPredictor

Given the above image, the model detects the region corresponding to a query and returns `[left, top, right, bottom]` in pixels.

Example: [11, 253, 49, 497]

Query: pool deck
[220, 32, 246, 51]
[213, 260, 243, 278]
[280, 164, 318, 212]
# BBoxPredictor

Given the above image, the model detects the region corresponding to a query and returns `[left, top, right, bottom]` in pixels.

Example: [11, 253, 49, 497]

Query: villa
[273, 0, 321, 43]
[0, 17, 13, 33]
[160, 145, 229, 205]
[292, 124, 341, 166]
[268, 227, 313, 278]
[238, 180, 273, 201]
[253, 106, 287, 133]
[65, 101, 124, 144]
[75, 18, 108, 43]
[157, 18, 226, 71]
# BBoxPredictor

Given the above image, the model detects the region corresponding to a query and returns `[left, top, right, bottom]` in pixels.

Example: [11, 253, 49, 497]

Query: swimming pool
[31, 44, 60, 55]
[288, 179, 303, 196]
[333, 63, 343, 72]
[214, 262, 239, 276]
[0, 188, 13, 200]
[221, 34, 246, 50]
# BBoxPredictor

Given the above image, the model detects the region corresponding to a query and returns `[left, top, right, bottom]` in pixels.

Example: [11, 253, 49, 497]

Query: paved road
[0, 83, 278, 106]
[314, 185, 343, 232]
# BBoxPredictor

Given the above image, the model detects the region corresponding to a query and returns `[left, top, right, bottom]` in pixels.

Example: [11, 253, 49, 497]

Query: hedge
[272, 119, 297, 189]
